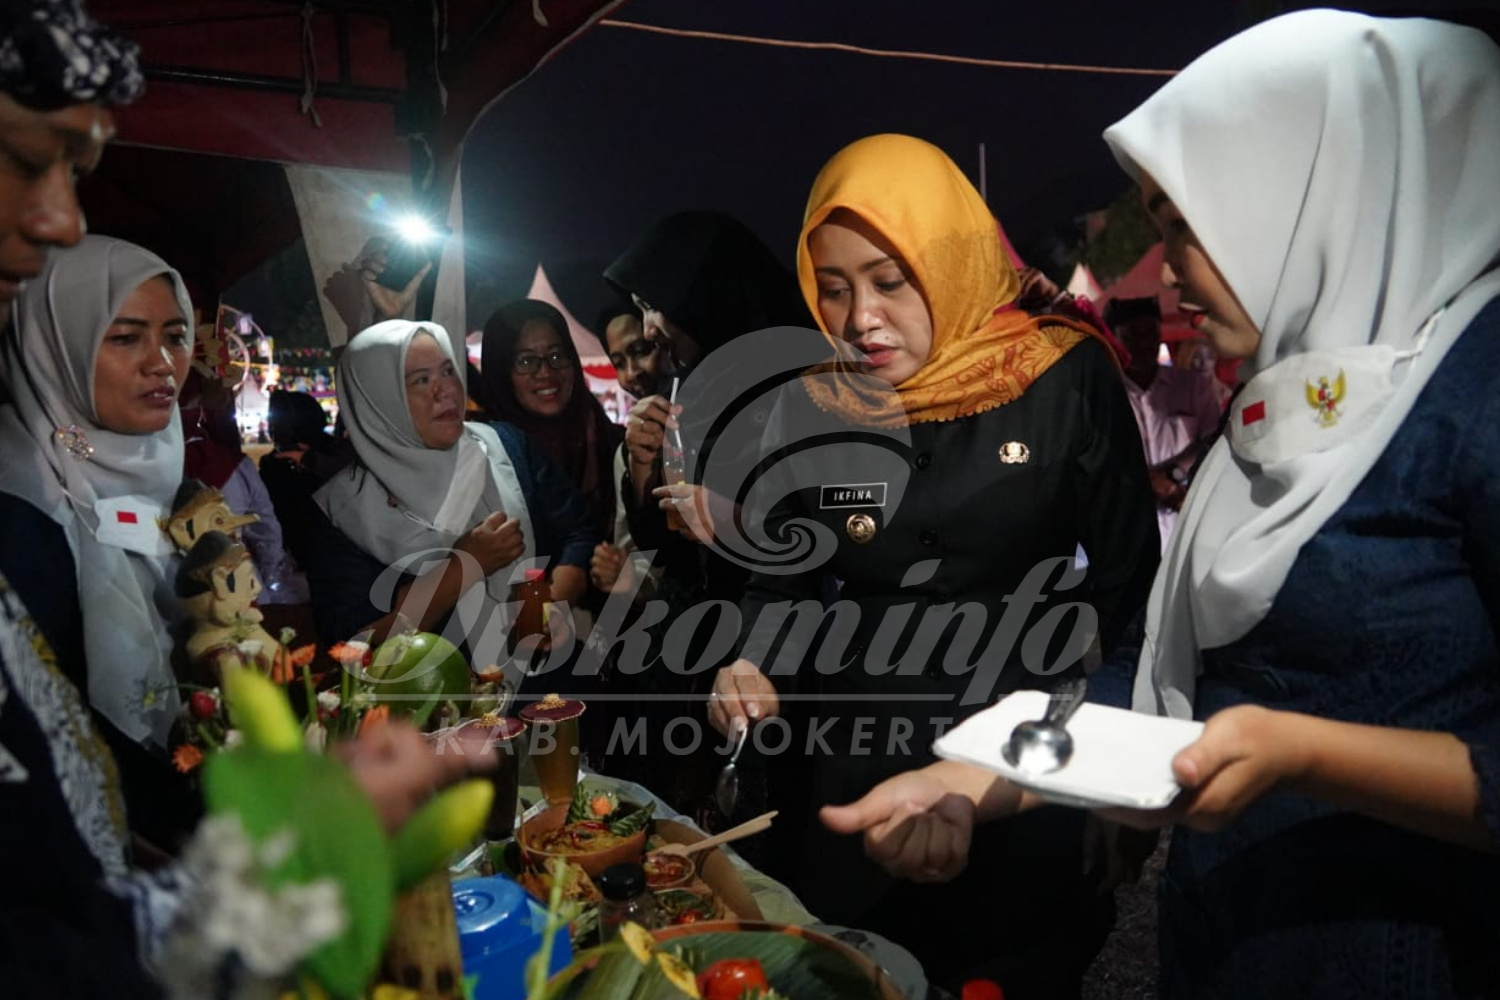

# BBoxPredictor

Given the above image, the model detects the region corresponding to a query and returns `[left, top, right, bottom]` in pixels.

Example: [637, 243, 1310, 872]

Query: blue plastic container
[452, 875, 573, 1000]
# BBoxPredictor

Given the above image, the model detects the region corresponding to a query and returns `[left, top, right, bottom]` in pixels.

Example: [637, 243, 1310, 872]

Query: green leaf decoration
[565, 781, 595, 824]
[565, 942, 648, 1000]
[607, 800, 654, 838]
[204, 749, 394, 999]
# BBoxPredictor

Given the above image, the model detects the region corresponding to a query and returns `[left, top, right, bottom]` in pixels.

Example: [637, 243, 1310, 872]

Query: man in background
[1107, 296, 1222, 550]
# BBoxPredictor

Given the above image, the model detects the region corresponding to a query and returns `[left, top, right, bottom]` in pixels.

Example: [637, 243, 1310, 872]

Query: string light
[597, 19, 1179, 78]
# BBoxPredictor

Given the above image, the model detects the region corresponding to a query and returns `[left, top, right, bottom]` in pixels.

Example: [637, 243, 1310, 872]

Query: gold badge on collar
[1305, 370, 1346, 427]
[998, 441, 1031, 464]
[846, 513, 877, 544]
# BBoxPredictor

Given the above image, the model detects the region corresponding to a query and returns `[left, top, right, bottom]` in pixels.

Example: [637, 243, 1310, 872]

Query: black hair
[267, 390, 330, 450]
[595, 301, 639, 342]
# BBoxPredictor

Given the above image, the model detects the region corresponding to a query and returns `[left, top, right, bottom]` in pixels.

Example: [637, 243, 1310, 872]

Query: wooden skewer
[655, 810, 778, 857]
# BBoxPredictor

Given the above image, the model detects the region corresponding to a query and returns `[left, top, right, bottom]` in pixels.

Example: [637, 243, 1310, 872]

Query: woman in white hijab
[820, 12, 1500, 999]
[0, 234, 200, 845]
[309, 320, 595, 662]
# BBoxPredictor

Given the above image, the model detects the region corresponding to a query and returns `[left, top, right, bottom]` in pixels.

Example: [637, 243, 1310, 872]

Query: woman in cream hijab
[308, 320, 594, 662]
[0, 234, 199, 845]
[825, 13, 1500, 999]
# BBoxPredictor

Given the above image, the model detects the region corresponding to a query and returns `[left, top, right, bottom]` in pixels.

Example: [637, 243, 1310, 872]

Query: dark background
[458, 0, 1238, 329]
[214, 0, 1499, 345]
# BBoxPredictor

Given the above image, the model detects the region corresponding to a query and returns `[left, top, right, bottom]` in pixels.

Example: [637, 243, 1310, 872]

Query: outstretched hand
[820, 769, 976, 883]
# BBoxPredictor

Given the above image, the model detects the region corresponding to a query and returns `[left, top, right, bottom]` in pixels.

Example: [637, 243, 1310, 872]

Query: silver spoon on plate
[1002, 677, 1088, 775]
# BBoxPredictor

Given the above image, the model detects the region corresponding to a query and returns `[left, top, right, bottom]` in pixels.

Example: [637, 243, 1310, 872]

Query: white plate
[933, 690, 1205, 810]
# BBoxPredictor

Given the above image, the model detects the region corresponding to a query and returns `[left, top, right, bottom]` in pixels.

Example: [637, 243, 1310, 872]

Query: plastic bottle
[511, 568, 550, 655]
[596, 862, 659, 942]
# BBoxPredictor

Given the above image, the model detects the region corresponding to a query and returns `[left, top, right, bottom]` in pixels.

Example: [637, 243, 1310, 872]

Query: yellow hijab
[798, 133, 1095, 426]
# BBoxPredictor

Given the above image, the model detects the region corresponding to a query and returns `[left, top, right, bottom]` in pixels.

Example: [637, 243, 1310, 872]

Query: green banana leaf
[608, 801, 654, 838]
[204, 749, 394, 999]
[555, 930, 886, 1000]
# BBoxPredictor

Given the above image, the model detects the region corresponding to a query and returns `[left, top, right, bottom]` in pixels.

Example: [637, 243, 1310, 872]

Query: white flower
[316, 690, 341, 713]
[223, 729, 244, 750]
[236, 640, 264, 660]
[258, 829, 297, 870]
[159, 815, 348, 1000]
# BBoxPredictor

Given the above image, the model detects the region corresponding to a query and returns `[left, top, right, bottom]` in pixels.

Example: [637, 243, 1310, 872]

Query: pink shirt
[1126, 366, 1223, 550]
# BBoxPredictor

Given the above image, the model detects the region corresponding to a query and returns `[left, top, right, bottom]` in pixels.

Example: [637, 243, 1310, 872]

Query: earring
[56, 424, 94, 461]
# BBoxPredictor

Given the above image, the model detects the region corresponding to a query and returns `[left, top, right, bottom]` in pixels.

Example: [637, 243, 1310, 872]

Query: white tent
[525, 264, 612, 369]
[1066, 262, 1104, 300]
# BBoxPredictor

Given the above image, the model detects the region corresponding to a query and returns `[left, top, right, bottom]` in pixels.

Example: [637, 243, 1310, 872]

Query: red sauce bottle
[511, 568, 550, 654]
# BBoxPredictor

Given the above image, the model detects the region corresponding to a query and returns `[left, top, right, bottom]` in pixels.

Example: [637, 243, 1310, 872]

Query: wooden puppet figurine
[164, 478, 258, 555]
[175, 530, 290, 682]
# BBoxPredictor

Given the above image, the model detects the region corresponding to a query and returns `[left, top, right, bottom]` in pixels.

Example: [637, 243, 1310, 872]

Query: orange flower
[357, 704, 390, 737]
[288, 644, 317, 668]
[328, 641, 371, 667]
[173, 744, 204, 774]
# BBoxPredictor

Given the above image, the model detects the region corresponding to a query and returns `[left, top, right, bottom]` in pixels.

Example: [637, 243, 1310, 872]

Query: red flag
[1242, 400, 1267, 426]
[116, 511, 139, 525]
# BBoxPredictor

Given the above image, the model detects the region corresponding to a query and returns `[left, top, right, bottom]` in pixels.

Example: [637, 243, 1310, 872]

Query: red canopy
[85, 0, 625, 303]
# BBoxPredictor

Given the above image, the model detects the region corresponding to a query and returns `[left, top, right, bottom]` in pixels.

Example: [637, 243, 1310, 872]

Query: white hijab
[0, 236, 191, 746]
[1104, 11, 1500, 718]
[314, 321, 534, 611]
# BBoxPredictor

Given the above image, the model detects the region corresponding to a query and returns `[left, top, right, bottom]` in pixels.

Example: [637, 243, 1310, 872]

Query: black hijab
[604, 211, 813, 355]
[603, 211, 821, 578]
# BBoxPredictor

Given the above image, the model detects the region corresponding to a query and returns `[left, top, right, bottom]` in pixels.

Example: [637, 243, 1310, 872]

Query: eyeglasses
[512, 350, 574, 375]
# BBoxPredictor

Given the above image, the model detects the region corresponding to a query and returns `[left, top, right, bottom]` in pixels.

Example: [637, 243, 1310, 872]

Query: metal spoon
[715, 721, 750, 816]
[1002, 677, 1088, 775]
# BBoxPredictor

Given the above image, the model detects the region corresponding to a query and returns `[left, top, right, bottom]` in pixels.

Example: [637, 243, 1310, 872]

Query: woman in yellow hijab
[711, 134, 1160, 998]
[796, 132, 1104, 424]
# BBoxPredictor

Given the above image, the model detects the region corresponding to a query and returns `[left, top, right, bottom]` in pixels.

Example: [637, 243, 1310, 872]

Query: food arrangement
[653, 887, 722, 927]
[530, 789, 653, 855]
[518, 785, 654, 878]
[542, 922, 900, 1000]
[642, 851, 695, 890]
[511, 784, 762, 951]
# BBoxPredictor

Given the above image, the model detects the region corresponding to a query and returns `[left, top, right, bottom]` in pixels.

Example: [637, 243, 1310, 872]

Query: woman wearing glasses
[306, 320, 597, 652]
[480, 299, 625, 552]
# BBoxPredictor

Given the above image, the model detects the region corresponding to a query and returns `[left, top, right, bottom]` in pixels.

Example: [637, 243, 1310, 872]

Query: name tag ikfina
[820, 483, 888, 509]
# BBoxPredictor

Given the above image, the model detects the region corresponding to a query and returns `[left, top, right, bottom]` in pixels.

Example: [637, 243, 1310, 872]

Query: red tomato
[696, 958, 769, 1000]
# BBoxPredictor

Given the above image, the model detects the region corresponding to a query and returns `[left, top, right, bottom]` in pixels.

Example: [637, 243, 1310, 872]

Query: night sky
[458, 0, 1244, 329]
